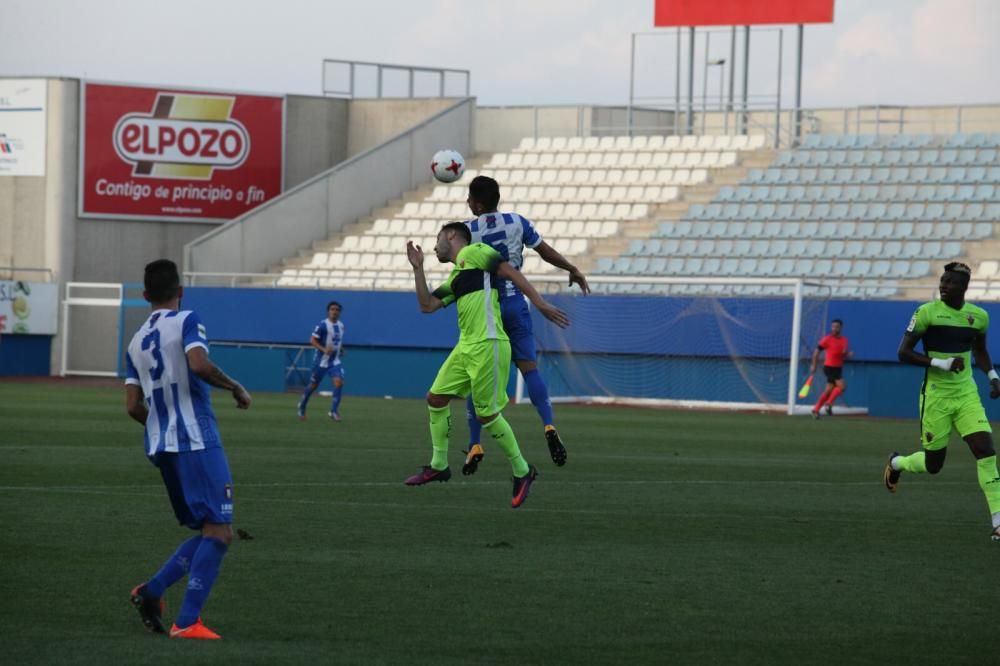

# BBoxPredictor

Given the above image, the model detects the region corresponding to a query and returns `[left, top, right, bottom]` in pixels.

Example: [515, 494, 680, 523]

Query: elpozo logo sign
[80, 82, 284, 221]
[112, 93, 250, 180]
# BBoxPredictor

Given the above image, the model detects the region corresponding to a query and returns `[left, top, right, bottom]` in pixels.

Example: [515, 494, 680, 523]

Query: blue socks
[145, 536, 202, 599]
[331, 384, 343, 415]
[523, 369, 554, 427]
[466, 395, 483, 446]
[300, 384, 316, 406]
[175, 537, 229, 628]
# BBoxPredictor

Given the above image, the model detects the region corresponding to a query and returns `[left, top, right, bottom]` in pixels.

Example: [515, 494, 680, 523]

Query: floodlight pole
[627, 32, 636, 136]
[741, 26, 750, 134]
[687, 27, 695, 134]
[795, 24, 804, 145]
[727, 26, 736, 134]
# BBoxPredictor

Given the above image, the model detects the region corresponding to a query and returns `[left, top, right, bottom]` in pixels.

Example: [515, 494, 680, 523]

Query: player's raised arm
[496, 261, 569, 329]
[534, 241, 590, 295]
[407, 240, 445, 313]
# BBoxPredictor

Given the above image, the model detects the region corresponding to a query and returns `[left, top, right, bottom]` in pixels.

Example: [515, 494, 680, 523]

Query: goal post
[514, 275, 832, 415]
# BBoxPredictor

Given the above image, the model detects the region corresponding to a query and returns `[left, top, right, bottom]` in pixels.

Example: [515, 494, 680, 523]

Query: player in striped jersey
[125, 259, 251, 639]
[297, 301, 346, 421]
[461, 175, 589, 475]
[884, 262, 1000, 540]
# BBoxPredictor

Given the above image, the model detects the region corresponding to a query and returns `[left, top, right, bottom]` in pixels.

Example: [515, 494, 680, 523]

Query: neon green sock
[482, 414, 529, 477]
[428, 405, 451, 470]
[896, 451, 927, 474]
[976, 456, 1000, 514]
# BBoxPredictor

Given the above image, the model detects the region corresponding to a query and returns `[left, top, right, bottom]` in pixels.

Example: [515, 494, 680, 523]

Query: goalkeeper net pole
[513, 275, 831, 415]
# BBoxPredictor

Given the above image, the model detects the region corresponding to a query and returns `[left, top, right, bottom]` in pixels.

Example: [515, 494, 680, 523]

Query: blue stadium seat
[875, 222, 895, 239]
[716, 186, 736, 202]
[802, 134, 823, 149]
[944, 203, 964, 220]
[787, 185, 807, 201]
[922, 184, 944, 201]
[830, 202, 849, 220]
[763, 169, 783, 184]
[805, 185, 824, 201]
[945, 167, 966, 183]
[691, 221, 712, 237]
[771, 185, 789, 201]
[649, 257, 668, 274]
[776, 202, 794, 220]
[958, 149, 978, 165]
[901, 150, 921, 165]
[625, 239, 644, 256]
[911, 260, 931, 277]
[881, 167, 902, 183]
[860, 184, 880, 201]
[980, 149, 997, 164]
[913, 222, 934, 239]
[848, 202, 868, 219]
[774, 152, 794, 167]
[884, 150, 903, 165]
[688, 203, 706, 219]
[906, 202, 926, 220]
[986, 202, 1000, 219]
[968, 166, 987, 183]
[856, 135, 878, 149]
[751, 185, 771, 202]
[972, 221, 992, 239]
[925, 203, 945, 220]
[746, 169, 765, 184]
[813, 202, 831, 220]
[886, 202, 906, 220]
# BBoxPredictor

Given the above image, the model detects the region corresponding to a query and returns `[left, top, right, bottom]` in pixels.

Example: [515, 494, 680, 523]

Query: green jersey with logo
[906, 299, 989, 396]
[432, 243, 508, 345]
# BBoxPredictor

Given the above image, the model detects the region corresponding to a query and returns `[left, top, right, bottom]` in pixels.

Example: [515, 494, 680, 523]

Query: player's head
[327, 301, 342, 322]
[831, 318, 843, 335]
[940, 261, 971, 301]
[143, 259, 182, 306]
[435, 221, 471, 263]
[468, 175, 500, 216]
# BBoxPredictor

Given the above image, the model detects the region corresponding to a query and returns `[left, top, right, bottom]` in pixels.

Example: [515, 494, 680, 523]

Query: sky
[2, 0, 998, 110]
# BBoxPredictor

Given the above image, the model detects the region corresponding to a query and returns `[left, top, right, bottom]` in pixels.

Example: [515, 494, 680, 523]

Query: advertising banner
[0, 78, 47, 176]
[654, 0, 835, 26]
[0, 281, 58, 335]
[80, 82, 284, 222]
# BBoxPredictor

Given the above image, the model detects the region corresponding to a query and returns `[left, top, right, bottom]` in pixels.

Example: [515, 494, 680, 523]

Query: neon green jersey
[906, 299, 989, 395]
[432, 243, 508, 344]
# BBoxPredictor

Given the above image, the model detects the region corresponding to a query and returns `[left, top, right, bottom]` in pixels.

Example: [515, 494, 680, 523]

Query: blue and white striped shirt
[466, 212, 542, 300]
[125, 309, 221, 459]
[312, 319, 345, 368]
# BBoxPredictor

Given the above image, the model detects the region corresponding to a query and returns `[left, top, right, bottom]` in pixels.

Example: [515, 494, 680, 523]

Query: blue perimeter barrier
[173, 288, 1000, 419]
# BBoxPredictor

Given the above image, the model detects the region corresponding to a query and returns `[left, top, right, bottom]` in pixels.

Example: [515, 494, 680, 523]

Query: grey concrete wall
[346, 98, 457, 155]
[284, 95, 350, 188]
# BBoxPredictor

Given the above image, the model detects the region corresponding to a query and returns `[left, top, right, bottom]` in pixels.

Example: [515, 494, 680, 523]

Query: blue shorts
[155, 447, 234, 530]
[310, 362, 345, 385]
[501, 296, 537, 363]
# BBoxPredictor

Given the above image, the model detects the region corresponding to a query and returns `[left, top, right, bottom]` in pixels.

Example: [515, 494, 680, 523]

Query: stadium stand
[271, 131, 998, 299]
[593, 132, 1000, 298]
[273, 134, 769, 289]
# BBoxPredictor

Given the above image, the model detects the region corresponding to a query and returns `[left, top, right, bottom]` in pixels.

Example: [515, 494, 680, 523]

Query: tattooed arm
[186, 346, 252, 409]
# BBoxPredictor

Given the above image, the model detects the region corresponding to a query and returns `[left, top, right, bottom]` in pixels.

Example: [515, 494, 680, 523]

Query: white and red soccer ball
[431, 149, 465, 183]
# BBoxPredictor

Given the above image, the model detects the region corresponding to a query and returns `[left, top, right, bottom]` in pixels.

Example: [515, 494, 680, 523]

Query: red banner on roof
[654, 0, 835, 26]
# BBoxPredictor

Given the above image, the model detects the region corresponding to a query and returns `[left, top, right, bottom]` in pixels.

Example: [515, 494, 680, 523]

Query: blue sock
[466, 395, 482, 446]
[145, 536, 201, 599]
[331, 384, 343, 414]
[524, 369, 554, 427]
[175, 537, 228, 628]
[300, 384, 316, 406]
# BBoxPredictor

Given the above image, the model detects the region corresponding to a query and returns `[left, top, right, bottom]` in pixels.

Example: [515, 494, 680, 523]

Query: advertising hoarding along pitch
[654, 0, 835, 27]
[80, 82, 284, 222]
[0, 281, 58, 335]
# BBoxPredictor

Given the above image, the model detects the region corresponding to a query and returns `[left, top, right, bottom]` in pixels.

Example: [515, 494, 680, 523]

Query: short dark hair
[327, 301, 342, 311]
[144, 259, 180, 304]
[832, 318, 843, 326]
[440, 221, 472, 245]
[944, 261, 972, 285]
[468, 175, 500, 211]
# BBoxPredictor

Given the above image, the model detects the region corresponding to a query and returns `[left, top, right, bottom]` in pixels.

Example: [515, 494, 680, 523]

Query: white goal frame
[513, 275, 820, 415]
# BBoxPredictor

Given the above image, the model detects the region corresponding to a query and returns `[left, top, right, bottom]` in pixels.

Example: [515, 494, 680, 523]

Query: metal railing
[322, 58, 470, 99]
[0, 266, 54, 281]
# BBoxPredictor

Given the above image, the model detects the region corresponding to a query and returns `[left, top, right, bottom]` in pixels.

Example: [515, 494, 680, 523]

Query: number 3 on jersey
[142, 329, 164, 381]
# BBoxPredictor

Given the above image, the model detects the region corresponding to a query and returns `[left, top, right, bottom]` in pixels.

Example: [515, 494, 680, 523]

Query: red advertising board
[80, 82, 284, 221]
[654, 0, 835, 26]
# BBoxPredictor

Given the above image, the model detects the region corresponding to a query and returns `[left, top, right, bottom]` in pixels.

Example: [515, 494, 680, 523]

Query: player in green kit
[404, 222, 569, 508]
[883, 262, 1000, 539]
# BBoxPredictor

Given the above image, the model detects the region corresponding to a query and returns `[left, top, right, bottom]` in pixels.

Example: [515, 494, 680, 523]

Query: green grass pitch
[0, 381, 996, 664]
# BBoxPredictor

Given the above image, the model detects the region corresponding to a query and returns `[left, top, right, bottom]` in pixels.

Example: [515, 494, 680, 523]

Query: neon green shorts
[919, 390, 992, 449]
[429, 339, 511, 417]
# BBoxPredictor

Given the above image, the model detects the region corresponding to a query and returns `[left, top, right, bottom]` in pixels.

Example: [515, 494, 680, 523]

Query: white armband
[989, 368, 999, 382]
[929, 358, 954, 371]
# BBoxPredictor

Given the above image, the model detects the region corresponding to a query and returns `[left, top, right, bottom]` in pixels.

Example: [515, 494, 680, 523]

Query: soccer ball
[431, 149, 465, 183]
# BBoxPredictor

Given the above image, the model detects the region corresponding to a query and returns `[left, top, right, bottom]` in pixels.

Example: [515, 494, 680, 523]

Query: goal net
[516, 276, 832, 414]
